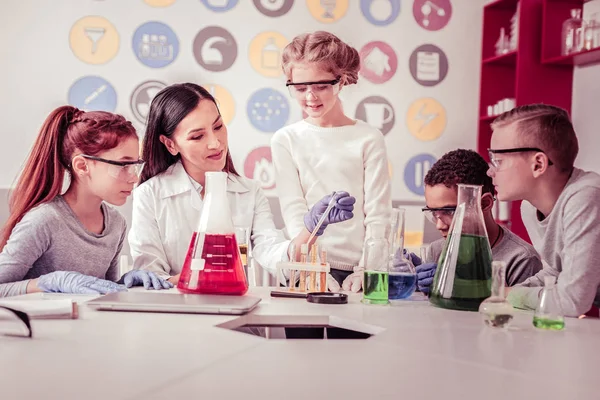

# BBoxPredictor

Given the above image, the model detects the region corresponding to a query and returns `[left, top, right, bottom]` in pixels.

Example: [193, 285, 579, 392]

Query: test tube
[299, 244, 308, 292]
[288, 243, 296, 291]
[320, 249, 327, 292]
[420, 245, 429, 264]
[309, 244, 318, 292]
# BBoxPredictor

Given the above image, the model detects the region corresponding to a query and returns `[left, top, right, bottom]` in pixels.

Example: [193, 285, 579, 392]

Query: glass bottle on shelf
[562, 8, 585, 55]
[495, 27, 509, 56]
[587, 13, 600, 50]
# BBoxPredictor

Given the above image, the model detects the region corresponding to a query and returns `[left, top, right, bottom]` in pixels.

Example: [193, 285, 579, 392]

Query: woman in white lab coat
[129, 83, 355, 286]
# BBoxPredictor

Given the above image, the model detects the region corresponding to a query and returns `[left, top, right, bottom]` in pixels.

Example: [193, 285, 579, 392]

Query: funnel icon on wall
[84, 27, 106, 54]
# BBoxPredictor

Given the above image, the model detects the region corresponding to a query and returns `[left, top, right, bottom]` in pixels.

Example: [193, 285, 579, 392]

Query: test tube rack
[276, 261, 331, 293]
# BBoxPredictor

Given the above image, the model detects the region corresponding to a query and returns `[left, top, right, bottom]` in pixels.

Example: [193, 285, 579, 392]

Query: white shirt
[129, 161, 289, 279]
[271, 119, 392, 271]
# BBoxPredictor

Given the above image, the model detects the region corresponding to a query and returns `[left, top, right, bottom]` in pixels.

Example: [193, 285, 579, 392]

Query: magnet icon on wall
[193, 26, 238, 72]
[253, 0, 294, 17]
[244, 147, 276, 191]
[404, 153, 437, 196]
[68, 76, 117, 112]
[247, 88, 290, 133]
[360, 0, 401, 26]
[132, 21, 179, 68]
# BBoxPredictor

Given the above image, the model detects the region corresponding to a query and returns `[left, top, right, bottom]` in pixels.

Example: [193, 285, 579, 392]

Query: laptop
[86, 291, 261, 315]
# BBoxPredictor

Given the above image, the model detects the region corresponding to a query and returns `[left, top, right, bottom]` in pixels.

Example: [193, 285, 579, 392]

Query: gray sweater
[508, 168, 600, 317]
[0, 196, 126, 297]
[429, 226, 543, 286]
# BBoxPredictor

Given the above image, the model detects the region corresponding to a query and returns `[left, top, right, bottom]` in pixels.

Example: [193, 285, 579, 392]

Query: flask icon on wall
[261, 38, 280, 69]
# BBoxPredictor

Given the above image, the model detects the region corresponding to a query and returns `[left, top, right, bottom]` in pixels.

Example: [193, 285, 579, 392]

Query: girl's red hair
[0, 106, 137, 250]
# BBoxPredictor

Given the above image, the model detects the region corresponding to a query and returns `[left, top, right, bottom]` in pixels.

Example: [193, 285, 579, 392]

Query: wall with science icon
[0, 0, 486, 247]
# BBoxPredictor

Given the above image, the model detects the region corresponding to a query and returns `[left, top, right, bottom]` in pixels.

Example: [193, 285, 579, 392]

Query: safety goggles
[421, 206, 457, 225]
[285, 76, 341, 98]
[0, 306, 32, 338]
[488, 147, 554, 170]
[80, 155, 145, 182]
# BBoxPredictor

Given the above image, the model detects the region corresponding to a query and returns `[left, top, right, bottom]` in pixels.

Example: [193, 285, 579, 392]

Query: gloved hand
[37, 271, 126, 295]
[118, 270, 173, 290]
[403, 249, 422, 267]
[392, 249, 421, 269]
[342, 270, 363, 293]
[304, 191, 355, 236]
[416, 263, 437, 295]
[327, 274, 341, 293]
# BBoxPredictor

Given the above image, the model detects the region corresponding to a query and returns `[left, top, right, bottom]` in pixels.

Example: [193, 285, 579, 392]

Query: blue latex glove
[118, 270, 173, 290]
[416, 263, 437, 295]
[402, 249, 422, 267]
[304, 191, 355, 236]
[37, 271, 126, 295]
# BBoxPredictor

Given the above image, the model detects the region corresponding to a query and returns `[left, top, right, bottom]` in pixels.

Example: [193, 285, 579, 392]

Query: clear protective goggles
[421, 206, 456, 225]
[285, 76, 341, 98]
[80, 155, 145, 182]
[488, 147, 553, 170]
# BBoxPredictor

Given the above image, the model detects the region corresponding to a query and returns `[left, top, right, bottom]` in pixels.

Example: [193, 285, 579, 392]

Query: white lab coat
[128, 161, 289, 279]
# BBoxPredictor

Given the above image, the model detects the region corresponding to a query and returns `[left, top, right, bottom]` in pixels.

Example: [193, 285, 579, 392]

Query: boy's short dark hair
[424, 149, 495, 195]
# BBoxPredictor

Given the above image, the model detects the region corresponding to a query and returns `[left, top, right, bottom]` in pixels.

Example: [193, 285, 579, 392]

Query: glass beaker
[429, 184, 492, 312]
[178, 171, 248, 295]
[388, 208, 416, 300]
[533, 276, 565, 331]
[362, 223, 390, 305]
[479, 261, 514, 328]
[562, 8, 585, 55]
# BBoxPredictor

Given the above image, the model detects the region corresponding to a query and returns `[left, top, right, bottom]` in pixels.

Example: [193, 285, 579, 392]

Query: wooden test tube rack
[276, 261, 331, 293]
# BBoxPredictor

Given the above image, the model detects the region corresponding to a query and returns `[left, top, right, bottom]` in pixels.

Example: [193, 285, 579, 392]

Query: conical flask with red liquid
[178, 171, 248, 295]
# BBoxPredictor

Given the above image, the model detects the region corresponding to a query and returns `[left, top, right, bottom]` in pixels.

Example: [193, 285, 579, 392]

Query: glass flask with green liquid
[429, 184, 492, 312]
[533, 276, 565, 331]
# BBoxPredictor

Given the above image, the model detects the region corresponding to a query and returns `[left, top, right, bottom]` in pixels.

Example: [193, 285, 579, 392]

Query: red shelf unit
[541, 0, 600, 66]
[478, 0, 575, 243]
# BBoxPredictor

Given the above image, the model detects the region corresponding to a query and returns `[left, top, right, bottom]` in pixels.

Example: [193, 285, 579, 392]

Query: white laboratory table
[1, 287, 599, 400]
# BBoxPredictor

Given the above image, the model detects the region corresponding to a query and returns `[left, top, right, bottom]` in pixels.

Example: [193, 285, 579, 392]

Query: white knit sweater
[271, 119, 392, 271]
